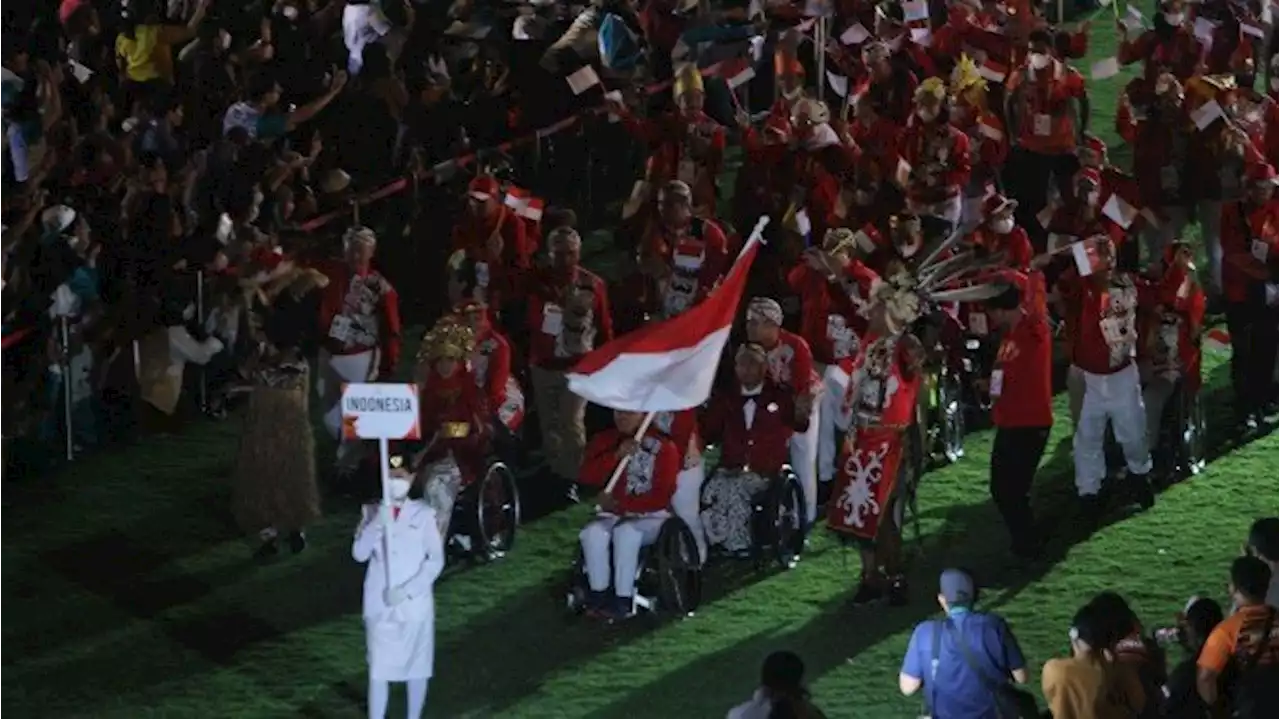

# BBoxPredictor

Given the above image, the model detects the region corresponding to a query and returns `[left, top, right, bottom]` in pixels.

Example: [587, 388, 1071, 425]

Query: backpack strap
[1244, 608, 1277, 673]
[940, 617, 1010, 695]
[926, 620, 943, 716]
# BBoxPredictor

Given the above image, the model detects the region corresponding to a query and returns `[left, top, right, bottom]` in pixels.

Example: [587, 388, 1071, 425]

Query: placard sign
[341, 383, 421, 440]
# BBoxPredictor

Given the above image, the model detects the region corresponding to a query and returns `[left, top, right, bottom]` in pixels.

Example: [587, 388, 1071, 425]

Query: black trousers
[1004, 147, 1080, 252]
[1225, 298, 1279, 418]
[990, 425, 1051, 547]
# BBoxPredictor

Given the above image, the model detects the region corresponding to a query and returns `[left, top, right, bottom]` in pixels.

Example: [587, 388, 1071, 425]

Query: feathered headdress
[417, 315, 476, 363]
[866, 225, 1011, 334]
[950, 54, 985, 107]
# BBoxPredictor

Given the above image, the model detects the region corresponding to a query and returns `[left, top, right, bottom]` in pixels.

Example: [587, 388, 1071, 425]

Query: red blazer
[419, 370, 490, 484]
[580, 429, 680, 514]
[703, 380, 808, 476]
[524, 266, 614, 370]
[472, 324, 512, 411]
[316, 260, 402, 375]
[787, 256, 879, 365]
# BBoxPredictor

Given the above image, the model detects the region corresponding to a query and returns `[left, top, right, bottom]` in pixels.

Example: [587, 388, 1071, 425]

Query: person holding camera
[1196, 556, 1278, 719]
[1162, 596, 1224, 719]
[1041, 601, 1147, 718]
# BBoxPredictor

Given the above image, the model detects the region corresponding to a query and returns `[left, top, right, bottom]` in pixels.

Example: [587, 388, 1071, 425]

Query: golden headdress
[417, 315, 476, 363]
[673, 63, 704, 99]
[950, 54, 985, 107]
[915, 76, 948, 104]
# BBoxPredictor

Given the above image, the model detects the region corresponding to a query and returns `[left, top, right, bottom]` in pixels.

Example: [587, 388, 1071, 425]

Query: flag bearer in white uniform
[353, 454, 444, 719]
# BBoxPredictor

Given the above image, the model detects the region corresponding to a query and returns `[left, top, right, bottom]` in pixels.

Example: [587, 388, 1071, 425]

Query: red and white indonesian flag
[504, 185, 545, 221]
[567, 217, 770, 412]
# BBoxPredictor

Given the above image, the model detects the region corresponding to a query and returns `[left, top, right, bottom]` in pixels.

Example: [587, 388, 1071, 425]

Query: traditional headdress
[1154, 72, 1184, 100]
[673, 63, 704, 99]
[915, 77, 948, 105]
[342, 225, 377, 251]
[866, 224, 1012, 334]
[822, 227, 858, 257]
[746, 297, 784, 326]
[950, 54, 985, 107]
[417, 315, 476, 363]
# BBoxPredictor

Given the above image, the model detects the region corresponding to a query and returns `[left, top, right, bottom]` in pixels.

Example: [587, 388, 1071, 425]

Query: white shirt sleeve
[168, 326, 224, 365]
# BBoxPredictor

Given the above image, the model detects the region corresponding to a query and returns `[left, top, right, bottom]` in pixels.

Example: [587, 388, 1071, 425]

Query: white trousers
[788, 398, 822, 524]
[671, 461, 707, 563]
[579, 513, 667, 597]
[815, 363, 852, 484]
[1073, 363, 1153, 496]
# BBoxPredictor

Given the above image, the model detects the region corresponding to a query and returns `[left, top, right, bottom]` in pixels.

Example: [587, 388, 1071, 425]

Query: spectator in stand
[899, 569, 1029, 718]
[1041, 601, 1147, 718]
[728, 650, 826, 719]
[1163, 596, 1224, 719]
[1244, 517, 1279, 609]
[1088, 590, 1166, 718]
[1196, 556, 1279, 717]
[115, 0, 210, 112]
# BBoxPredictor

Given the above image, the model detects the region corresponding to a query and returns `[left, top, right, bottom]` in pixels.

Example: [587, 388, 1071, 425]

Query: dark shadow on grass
[583, 366, 1266, 717]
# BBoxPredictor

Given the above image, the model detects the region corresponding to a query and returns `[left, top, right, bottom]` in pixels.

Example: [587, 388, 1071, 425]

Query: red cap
[1078, 133, 1107, 159]
[1075, 167, 1103, 188]
[1246, 162, 1279, 186]
[468, 175, 500, 201]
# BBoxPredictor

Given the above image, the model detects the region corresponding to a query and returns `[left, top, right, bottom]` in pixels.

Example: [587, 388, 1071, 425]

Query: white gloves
[384, 586, 410, 606]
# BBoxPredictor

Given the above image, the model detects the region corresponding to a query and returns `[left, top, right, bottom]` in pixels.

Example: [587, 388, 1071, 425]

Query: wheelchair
[922, 359, 966, 466]
[699, 463, 807, 570]
[427, 456, 521, 564]
[564, 515, 703, 618]
[900, 420, 928, 557]
[1152, 379, 1207, 481]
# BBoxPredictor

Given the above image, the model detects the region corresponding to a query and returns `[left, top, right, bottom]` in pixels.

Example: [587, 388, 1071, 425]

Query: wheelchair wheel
[564, 550, 588, 614]
[763, 470, 806, 569]
[653, 518, 702, 615]
[1181, 391, 1206, 476]
[475, 461, 521, 557]
[902, 424, 925, 556]
[936, 367, 965, 464]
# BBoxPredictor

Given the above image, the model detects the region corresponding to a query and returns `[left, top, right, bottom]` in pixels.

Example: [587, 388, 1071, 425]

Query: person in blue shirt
[899, 568, 1029, 718]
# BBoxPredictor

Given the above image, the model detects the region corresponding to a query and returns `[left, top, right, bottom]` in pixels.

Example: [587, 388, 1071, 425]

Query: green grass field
[4, 10, 1278, 719]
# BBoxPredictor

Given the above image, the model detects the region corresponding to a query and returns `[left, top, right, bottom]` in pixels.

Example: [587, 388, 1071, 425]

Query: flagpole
[602, 410, 659, 495]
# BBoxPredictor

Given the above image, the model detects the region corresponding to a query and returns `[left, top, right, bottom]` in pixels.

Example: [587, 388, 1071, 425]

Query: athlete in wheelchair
[566, 409, 702, 621]
[699, 343, 809, 568]
[1140, 241, 1207, 483]
[409, 317, 520, 563]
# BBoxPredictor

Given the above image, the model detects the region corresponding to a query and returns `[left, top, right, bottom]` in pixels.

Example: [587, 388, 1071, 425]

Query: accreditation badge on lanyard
[1252, 239, 1271, 264]
[1032, 113, 1052, 137]
[541, 303, 564, 335]
[673, 240, 705, 273]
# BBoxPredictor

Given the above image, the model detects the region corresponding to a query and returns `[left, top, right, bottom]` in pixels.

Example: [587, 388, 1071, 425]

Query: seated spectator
[1244, 517, 1278, 609]
[1163, 596, 1224, 719]
[1042, 601, 1146, 718]
[1196, 556, 1278, 718]
[899, 569, 1029, 717]
[728, 650, 826, 719]
[1088, 591, 1166, 718]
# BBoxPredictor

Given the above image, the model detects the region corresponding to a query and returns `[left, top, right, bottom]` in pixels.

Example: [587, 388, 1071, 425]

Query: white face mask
[281, 4, 299, 20]
[991, 217, 1015, 234]
[1028, 53, 1051, 71]
[1164, 12, 1184, 26]
[389, 477, 412, 501]
[916, 106, 940, 123]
